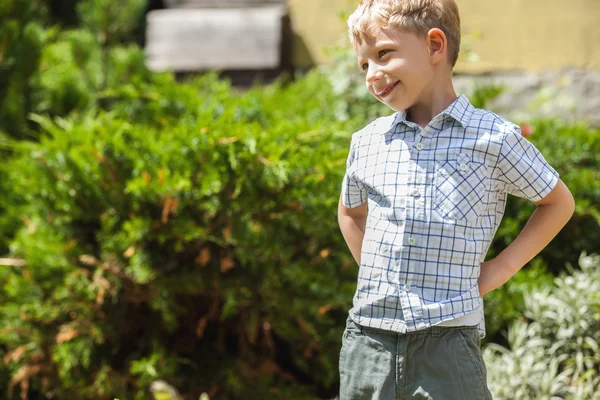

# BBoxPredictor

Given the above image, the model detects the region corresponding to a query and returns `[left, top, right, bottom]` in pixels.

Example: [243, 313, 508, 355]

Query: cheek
[407, 65, 433, 88]
[366, 80, 375, 94]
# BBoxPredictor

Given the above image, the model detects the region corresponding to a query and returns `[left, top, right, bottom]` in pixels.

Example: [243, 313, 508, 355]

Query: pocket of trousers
[457, 329, 486, 385]
[340, 317, 361, 372]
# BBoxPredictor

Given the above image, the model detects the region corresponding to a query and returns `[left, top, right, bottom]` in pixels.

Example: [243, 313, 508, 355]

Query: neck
[407, 76, 457, 129]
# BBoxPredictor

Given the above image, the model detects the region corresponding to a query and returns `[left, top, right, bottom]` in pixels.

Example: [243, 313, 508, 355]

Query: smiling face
[355, 27, 435, 112]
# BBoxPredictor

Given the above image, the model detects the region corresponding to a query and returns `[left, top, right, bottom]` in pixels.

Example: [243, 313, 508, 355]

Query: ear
[426, 28, 447, 65]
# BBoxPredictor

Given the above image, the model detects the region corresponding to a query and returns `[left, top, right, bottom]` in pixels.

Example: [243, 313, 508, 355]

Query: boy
[337, 0, 575, 399]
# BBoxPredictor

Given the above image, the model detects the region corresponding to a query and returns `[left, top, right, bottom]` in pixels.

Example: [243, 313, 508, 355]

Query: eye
[378, 49, 390, 57]
[361, 63, 369, 72]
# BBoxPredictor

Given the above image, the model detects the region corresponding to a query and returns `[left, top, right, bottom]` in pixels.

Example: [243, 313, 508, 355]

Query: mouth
[376, 81, 399, 98]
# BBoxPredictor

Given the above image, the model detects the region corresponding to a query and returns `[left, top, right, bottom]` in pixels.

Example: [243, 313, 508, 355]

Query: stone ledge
[454, 69, 600, 127]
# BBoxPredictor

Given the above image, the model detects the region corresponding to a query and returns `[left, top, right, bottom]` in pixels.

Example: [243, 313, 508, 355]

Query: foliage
[0, 0, 47, 140]
[1, 70, 358, 400]
[0, 0, 147, 141]
[484, 252, 600, 399]
[0, 0, 150, 263]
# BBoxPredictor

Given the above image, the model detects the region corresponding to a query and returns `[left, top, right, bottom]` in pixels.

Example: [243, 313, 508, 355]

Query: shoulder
[466, 107, 520, 139]
[351, 113, 397, 143]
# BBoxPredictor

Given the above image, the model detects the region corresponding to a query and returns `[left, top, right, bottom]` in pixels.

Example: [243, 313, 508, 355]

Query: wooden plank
[145, 7, 285, 71]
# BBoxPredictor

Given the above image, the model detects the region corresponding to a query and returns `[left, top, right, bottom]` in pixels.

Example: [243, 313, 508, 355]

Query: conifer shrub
[1, 70, 360, 400]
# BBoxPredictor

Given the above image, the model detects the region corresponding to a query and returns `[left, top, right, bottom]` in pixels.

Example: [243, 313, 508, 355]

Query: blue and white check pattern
[341, 95, 560, 338]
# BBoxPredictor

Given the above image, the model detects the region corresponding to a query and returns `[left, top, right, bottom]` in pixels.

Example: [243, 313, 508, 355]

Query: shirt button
[412, 189, 421, 197]
[382, 246, 390, 254]
[403, 284, 411, 292]
[407, 237, 416, 245]
[395, 259, 401, 266]
[459, 163, 468, 171]
[416, 143, 424, 151]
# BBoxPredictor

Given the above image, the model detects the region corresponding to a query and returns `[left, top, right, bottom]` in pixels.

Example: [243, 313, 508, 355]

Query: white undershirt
[434, 303, 483, 327]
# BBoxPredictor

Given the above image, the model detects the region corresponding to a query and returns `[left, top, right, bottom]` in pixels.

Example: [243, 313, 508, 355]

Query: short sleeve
[341, 134, 368, 208]
[493, 124, 560, 202]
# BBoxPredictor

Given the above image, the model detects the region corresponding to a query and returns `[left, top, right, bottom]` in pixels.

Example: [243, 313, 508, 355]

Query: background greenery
[1, 0, 598, 399]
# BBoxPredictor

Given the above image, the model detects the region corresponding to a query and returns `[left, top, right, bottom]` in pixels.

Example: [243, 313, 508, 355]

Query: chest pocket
[434, 153, 489, 222]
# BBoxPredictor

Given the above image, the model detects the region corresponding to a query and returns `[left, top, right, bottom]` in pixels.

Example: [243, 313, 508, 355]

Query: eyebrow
[373, 41, 395, 48]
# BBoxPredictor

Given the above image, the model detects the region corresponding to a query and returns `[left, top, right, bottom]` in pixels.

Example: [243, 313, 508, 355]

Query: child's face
[355, 27, 434, 112]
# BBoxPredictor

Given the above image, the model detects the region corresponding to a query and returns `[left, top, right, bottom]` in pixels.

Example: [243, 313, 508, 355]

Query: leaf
[217, 137, 238, 145]
[319, 248, 331, 258]
[222, 225, 232, 242]
[161, 196, 180, 224]
[3, 345, 28, 365]
[123, 246, 135, 258]
[194, 248, 211, 267]
[56, 326, 79, 343]
[317, 304, 334, 316]
[220, 257, 235, 273]
[196, 315, 209, 339]
[79, 254, 99, 266]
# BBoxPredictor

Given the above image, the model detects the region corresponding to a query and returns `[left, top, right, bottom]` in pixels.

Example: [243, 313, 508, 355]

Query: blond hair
[348, 0, 461, 67]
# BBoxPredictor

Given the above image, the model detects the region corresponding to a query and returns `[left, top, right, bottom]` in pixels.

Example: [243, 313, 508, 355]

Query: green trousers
[339, 315, 493, 399]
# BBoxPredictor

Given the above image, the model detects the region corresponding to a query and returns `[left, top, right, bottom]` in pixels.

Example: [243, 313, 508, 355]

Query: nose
[366, 61, 383, 83]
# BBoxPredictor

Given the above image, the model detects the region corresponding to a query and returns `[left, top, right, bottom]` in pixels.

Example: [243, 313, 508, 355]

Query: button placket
[400, 292, 423, 319]
[457, 152, 471, 175]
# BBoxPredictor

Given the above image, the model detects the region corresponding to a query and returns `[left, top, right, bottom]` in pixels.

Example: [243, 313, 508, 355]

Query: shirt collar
[372, 94, 474, 135]
[442, 94, 474, 128]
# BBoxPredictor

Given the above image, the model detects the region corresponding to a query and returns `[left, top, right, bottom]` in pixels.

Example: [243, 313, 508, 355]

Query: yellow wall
[287, 0, 600, 72]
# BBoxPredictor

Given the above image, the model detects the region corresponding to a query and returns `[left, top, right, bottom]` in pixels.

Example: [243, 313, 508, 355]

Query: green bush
[0, 0, 147, 141]
[0, 0, 151, 258]
[0, 0, 46, 140]
[1, 70, 359, 400]
[484, 251, 600, 399]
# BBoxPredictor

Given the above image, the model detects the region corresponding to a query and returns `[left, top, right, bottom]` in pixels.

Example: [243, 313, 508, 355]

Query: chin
[387, 99, 415, 112]
[379, 91, 414, 112]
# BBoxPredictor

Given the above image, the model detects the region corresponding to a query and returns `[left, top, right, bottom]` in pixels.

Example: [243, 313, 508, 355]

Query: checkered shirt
[341, 94, 560, 338]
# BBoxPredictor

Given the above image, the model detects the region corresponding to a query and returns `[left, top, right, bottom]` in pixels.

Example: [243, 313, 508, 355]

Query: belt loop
[431, 325, 442, 337]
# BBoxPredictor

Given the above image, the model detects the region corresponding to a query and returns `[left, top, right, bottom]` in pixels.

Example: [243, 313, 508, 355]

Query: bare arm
[478, 178, 575, 296]
[338, 195, 368, 265]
